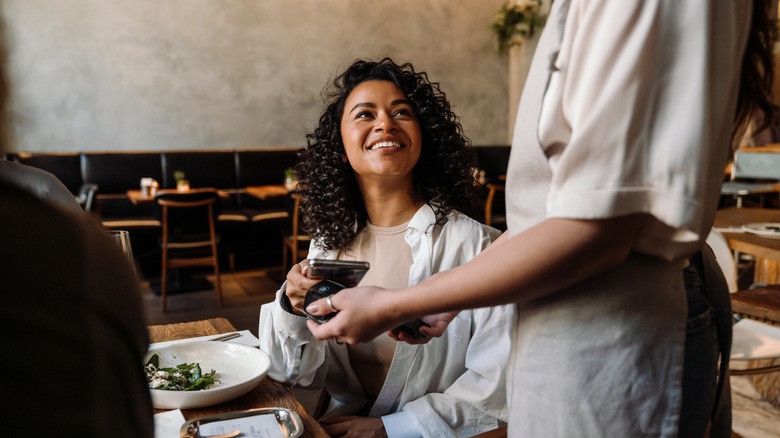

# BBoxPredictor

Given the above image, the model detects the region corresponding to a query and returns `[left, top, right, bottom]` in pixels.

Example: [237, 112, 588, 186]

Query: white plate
[742, 223, 780, 239]
[146, 341, 270, 410]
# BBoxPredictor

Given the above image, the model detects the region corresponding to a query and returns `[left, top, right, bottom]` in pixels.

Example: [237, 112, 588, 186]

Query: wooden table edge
[147, 318, 327, 437]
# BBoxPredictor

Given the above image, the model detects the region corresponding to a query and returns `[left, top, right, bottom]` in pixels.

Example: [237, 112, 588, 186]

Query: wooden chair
[281, 193, 310, 275]
[706, 229, 780, 375]
[730, 285, 780, 378]
[155, 190, 222, 312]
[484, 182, 506, 230]
[705, 229, 780, 412]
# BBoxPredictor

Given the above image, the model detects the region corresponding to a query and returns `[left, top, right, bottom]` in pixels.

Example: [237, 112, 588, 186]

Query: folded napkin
[149, 330, 261, 350]
[154, 409, 186, 438]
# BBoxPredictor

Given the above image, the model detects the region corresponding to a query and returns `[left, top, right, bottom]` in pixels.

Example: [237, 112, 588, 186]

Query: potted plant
[284, 167, 298, 191]
[174, 170, 190, 192]
[491, 0, 545, 55]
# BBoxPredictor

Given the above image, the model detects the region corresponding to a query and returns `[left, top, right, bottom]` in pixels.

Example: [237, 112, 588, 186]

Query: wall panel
[3, 0, 508, 152]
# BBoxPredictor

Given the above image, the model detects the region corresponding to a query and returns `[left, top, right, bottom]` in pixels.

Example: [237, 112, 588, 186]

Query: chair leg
[161, 247, 168, 313]
[213, 257, 222, 308]
[213, 262, 223, 308]
[211, 240, 222, 308]
[282, 239, 289, 275]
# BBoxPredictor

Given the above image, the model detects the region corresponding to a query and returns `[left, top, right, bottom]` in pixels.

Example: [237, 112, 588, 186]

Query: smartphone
[301, 279, 346, 324]
[303, 259, 428, 339]
[306, 259, 370, 287]
[304, 278, 432, 339]
[395, 319, 431, 339]
[302, 260, 369, 324]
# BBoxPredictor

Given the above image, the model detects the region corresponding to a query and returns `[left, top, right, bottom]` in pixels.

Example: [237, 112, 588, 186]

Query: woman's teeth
[369, 141, 401, 150]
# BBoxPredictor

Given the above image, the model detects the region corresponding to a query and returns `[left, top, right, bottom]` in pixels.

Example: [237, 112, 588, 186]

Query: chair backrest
[287, 193, 304, 240]
[731, 146, 780, 181]
[78, 183, 99, 213]
[154, 191, 221, 240]
[484, 183, 506, 229]
[705, 229, 738, 292]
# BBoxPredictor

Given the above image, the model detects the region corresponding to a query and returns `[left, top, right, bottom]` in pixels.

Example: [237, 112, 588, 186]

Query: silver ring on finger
[326, 296, 337, 313]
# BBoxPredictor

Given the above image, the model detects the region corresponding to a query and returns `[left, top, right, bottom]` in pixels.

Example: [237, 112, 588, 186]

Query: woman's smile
[367, 140, 404, 151]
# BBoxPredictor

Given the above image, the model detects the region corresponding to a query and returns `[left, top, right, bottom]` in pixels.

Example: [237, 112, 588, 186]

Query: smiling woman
[258, 58, 515, 437]
[297, 58, 483, 252]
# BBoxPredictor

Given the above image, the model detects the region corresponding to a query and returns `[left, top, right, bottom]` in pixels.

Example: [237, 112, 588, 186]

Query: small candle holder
[173, 170, 189, 192]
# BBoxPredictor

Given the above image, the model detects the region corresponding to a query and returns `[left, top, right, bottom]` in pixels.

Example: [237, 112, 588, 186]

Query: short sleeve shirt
[506, 0, 751, 262]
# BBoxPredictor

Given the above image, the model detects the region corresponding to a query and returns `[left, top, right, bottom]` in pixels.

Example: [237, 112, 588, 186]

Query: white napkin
[154, 409, 186, 438]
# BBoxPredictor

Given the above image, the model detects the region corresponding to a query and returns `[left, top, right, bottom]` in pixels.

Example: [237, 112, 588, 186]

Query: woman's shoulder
[408, 204, 501, 244]
[442, 209, 501, 238]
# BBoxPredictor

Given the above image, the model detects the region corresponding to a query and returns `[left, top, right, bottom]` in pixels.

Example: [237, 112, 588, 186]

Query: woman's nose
[374, 113, 398, 131]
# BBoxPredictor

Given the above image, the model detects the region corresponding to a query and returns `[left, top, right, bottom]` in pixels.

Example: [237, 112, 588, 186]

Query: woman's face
[340, 80, 422, 185]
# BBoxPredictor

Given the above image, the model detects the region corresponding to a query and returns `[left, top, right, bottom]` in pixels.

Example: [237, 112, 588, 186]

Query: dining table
[245, 184, 290, 200]
[713, 207, 780, 284]
[148, 318, 328, 438]
[127, 188, 230, 205]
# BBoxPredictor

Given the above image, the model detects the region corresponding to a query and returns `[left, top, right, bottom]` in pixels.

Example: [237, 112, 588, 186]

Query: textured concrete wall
[3, 0, 509, 152]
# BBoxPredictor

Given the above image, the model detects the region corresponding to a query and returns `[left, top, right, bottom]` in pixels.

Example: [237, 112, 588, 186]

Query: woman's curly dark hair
[732, 0, 780, 151]
[296, 57, 482, 252]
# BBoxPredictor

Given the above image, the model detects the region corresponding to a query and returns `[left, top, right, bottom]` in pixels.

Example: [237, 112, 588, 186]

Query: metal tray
[180, 407, 304, 438]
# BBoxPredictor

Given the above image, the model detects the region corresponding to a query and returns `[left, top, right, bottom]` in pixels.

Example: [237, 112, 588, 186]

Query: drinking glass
[107, 230, 136, 273]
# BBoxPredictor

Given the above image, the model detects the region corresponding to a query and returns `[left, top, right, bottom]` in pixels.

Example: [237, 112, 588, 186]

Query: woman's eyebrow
[348, 99, 412, 115]
[349, 102, 376, 114]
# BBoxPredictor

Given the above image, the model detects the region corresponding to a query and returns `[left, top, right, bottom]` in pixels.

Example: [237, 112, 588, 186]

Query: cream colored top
[344, 221, 412, 397]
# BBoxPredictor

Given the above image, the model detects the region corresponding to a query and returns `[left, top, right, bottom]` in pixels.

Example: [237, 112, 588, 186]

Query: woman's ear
[341, 154, 348, 164]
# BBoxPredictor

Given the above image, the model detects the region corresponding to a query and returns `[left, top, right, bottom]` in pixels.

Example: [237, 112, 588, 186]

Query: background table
[148, 318, 327, 437]
[127, 188, 230, 205]
[731, 285, 780, 325]
[245, 184, 289, 200]
[714, 207, 780, 284]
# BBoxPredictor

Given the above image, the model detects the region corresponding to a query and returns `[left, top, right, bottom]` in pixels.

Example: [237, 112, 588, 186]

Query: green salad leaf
[144, 353, 219, 391]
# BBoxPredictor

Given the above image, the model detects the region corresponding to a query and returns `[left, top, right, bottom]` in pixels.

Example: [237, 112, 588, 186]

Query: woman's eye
[394, 108, 414, 117]
[355, 110, 374, 119]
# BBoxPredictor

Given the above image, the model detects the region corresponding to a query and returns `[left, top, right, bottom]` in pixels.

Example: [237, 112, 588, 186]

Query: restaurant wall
[2, 0, 509, 152]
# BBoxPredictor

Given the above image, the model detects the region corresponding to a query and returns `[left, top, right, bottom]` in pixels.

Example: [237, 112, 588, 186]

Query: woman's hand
[388, 311, 458, 344]
[284, 260, 319, 315]
[306, 285, 408, 344]
[320, 416, 387, 438]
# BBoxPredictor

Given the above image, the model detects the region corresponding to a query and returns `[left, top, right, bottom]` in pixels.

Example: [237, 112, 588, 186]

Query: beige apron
[504, 1, 686, 435]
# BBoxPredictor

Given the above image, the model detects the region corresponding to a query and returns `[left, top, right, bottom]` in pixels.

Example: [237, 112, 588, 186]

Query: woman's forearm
[392, 214, 649, 318]
[307, 214, 649, 343]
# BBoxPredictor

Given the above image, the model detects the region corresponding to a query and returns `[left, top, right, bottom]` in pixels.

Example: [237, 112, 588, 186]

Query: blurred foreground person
[0, 25, 154, 438]
[0, 158, 83, 214]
